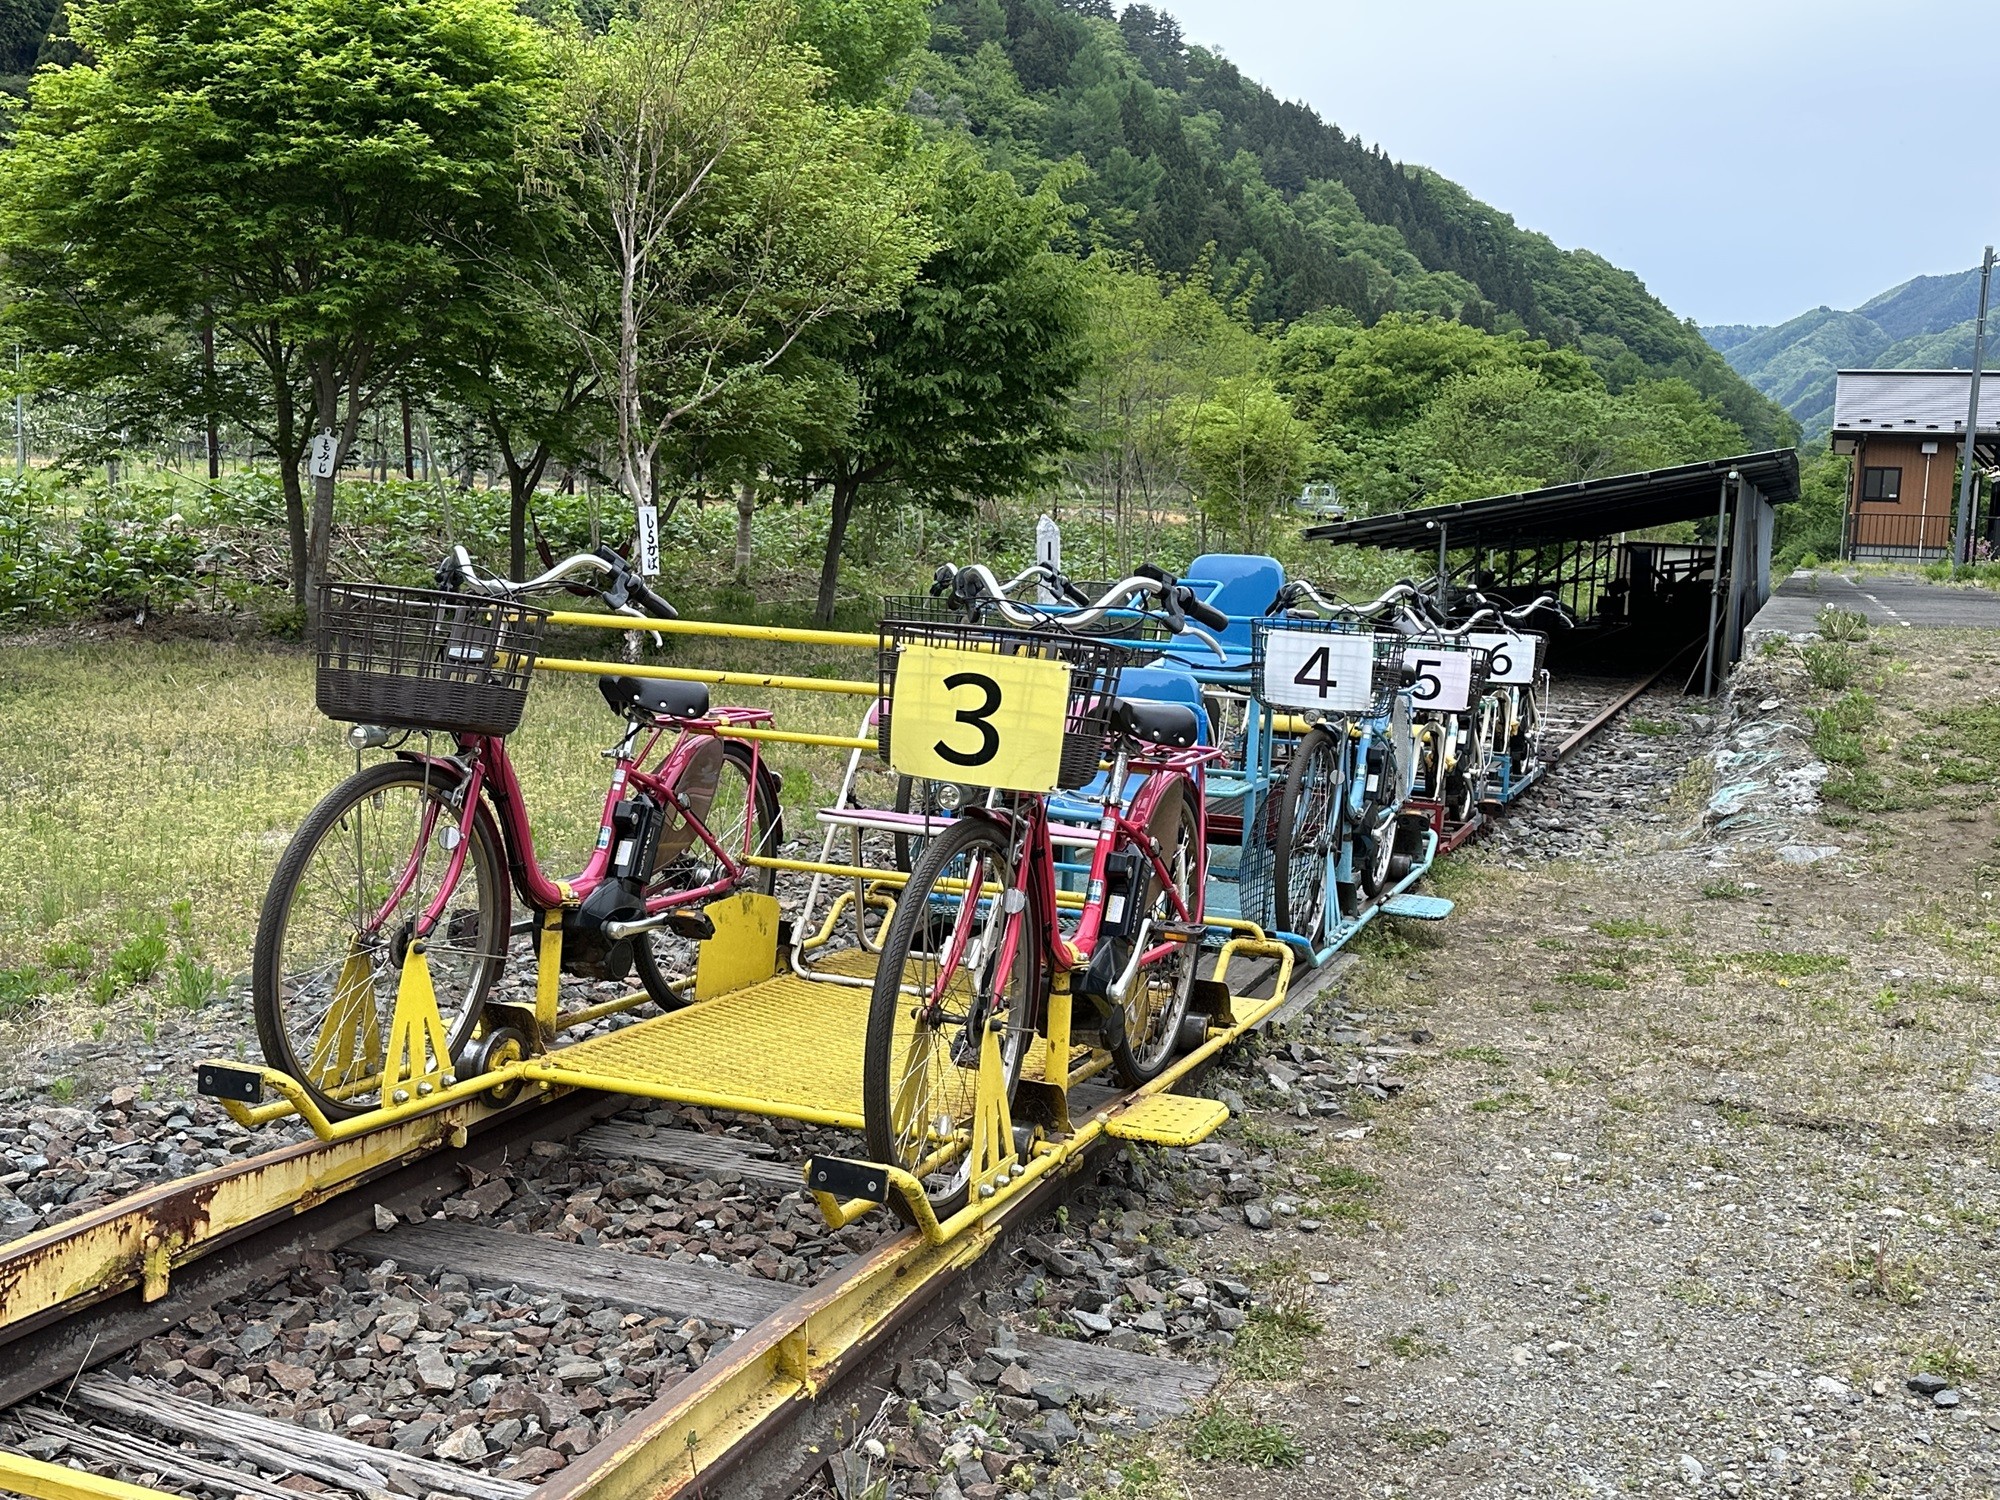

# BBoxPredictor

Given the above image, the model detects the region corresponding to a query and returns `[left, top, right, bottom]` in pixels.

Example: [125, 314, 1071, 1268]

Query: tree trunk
[401, 395, 415, 480]
[303, 370, 340, 635]
[273, 379, 307, 605]
[201, 324, 219, 481]
[732, 479, 755, 582]
[815, 477, 859, 624]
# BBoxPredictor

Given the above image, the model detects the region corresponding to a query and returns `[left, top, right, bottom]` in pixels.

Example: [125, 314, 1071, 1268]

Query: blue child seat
[1172, 553, 1285, 666]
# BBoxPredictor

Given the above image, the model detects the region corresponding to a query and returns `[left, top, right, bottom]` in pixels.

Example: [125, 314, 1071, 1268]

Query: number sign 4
[889, 643, 1072, 792]
[1468, 631, 1534, 686]
[1258, 628, 1376, 713]
[1401, 647, 1476, 712]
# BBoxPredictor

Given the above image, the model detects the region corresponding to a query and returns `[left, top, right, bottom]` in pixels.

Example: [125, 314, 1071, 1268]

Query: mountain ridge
[1702, 266, 1990, 437]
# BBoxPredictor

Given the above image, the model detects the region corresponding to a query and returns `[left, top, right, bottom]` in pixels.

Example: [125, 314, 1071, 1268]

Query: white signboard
[1402, 646, 1476, 712]
[1259, 628, 1376, 712]
[634, 502, 661, 578]
[1469, 630, 1535, 686]
[1035, 514, 1062, 604]
[307, 432, 339, 479]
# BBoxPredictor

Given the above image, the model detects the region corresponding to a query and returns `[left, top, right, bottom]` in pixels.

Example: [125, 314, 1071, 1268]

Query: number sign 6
[889, 643, 1071, 792]
[1468, 630, 1534, 686]
[1401, 648, 1476, 712]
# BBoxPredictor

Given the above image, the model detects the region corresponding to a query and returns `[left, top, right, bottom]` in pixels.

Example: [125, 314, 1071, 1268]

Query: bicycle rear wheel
[862, 815, 1036, 1228]
[1110, 780, 1201, 1086]
[252, 759, 507, 1120]
[633, 742, 781, 1010]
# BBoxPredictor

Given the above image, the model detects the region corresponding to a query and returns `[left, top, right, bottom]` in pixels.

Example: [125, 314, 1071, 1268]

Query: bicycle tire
[1273, 726, 1342, 946]
[252, 758, 508, 1120]
[633, 742, 781, 1010]
[1109, 780, 1201, 1086]
[862, 814, 1036, 1229]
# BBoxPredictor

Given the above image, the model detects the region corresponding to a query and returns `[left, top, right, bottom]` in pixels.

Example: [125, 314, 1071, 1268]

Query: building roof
[1301, 450, 1799, 551]
[1831, 369, 2000, 437]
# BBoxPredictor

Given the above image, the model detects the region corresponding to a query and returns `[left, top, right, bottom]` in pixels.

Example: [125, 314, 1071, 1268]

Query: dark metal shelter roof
[1302, 450, 1800, 550]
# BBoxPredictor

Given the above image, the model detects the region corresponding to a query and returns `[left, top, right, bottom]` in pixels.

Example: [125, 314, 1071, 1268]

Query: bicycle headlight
[934, 782, 964, 811]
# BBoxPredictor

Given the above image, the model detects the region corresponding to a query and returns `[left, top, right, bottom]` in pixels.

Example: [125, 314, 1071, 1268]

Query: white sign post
[1035, 514, 1062, 604]
[307, 432, 339, 480]
[634, 503, 662, 577]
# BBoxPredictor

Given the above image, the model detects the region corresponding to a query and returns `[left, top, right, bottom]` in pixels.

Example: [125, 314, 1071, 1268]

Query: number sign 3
[889, 643, 1072, 792]
[1258, 628, 1376, 712]
[1468, 631, 1534, 686]
[1401, 647, 1476, 712]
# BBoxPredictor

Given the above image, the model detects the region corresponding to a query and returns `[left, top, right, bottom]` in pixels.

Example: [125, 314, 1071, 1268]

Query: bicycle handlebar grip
[630, 578, 678, 621]
[1182, 590, 1229, 632]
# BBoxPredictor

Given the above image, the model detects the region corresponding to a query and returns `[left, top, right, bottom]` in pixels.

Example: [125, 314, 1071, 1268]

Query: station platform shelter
[1302, 450, 1799, 694]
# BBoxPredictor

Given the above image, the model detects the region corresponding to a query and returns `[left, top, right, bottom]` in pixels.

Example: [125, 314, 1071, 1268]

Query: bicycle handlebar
[937, 562, 1231, 661]
[437, 545, 678, 622]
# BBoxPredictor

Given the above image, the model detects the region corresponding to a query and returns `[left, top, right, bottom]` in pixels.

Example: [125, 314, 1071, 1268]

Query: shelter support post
[1702, 471, 1736, 699]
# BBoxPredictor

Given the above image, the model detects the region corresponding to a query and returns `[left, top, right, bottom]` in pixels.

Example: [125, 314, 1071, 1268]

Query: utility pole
[1954, 245, 1993, 566]
[13, 346, 23, 475]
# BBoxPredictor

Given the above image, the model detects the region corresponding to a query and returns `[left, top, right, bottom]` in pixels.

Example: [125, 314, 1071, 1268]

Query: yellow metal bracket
[534, 906, 565, 1036]
[381, 944, 456, 1102]
[965, 1021, 1020, 1208]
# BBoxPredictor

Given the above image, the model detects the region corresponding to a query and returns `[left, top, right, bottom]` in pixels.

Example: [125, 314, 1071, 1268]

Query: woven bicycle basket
[876, 595, 1138, 790]
[315, 583, 549, 737]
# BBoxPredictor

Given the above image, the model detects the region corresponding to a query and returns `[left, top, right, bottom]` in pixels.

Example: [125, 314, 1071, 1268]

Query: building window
[1862, 466, 1902, 502]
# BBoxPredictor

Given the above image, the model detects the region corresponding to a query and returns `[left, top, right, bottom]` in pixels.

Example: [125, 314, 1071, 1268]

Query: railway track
[0, 666, 1672, 1500]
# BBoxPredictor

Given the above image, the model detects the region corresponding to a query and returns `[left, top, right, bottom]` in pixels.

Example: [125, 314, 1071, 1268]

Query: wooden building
[1830, 370, 1999, 559]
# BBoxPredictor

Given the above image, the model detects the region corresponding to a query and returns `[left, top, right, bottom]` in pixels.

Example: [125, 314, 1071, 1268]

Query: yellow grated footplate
[532, 949, 1052, 1130]
[1104, 1093, 1230, 1147]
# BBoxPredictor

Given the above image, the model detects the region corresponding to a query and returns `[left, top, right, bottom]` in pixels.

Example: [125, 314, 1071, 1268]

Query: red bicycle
[252, 547, 782, 1119]
[861, 569, 1231, 1223]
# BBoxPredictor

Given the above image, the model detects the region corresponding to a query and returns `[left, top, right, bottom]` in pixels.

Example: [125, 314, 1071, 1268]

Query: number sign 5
[889, 643, 1072, 792]
[1468, 631, 1534, 686]
[1258, 628, 1376, 713]
[1401, 648, 1476, 713]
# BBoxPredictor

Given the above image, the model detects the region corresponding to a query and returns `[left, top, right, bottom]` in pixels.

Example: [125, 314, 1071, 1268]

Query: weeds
[1699, 878, 1751, 900]
[1184, 1405, 1302, 1468]
[1909, 1342, 1978, 1384]
[1800, 641, 1857, 691]
[1228, 1291, 1324, 1380]
[1591, 917, 1669, 939]
[1816, 606, 1869, 643]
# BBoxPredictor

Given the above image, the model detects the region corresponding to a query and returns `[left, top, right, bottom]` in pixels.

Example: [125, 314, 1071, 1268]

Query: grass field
[0, 623, 881, 1026]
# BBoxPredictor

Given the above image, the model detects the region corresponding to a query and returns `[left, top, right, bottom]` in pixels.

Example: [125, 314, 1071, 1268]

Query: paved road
[1748, 569, 2000, 633]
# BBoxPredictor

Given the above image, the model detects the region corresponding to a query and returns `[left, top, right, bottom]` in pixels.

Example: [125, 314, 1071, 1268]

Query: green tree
[783, 150, 1093, 621]
[1179, 375, 1313, 550]
[543, 0, 927, 546]
[0, 0, 552, 617]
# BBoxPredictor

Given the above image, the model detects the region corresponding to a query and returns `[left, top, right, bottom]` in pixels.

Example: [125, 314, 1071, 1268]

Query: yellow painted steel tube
[713, 725, 878, 752]
[547, 610, 879, 650]
[515, 1063, 863, 1130]
[0, 1450, 186, 1500]
[536, 656, 878, 696]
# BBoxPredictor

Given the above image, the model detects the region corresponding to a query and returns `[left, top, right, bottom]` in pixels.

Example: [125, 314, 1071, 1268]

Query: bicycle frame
[366, 709, 776, 943]
[976, 741, 1227, 1031]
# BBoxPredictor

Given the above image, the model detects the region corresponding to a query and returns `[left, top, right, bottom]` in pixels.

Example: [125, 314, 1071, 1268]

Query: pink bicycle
[252, 547, 782, 1119]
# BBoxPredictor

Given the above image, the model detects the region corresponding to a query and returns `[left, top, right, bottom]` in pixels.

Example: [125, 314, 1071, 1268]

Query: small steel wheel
[461, 1025, 529, 1104]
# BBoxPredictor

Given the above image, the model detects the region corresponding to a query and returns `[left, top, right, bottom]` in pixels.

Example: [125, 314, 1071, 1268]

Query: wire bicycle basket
[315, 583, 549, 737]
[1249, 616, 1405, 718]
[878, 596, 1139, 790]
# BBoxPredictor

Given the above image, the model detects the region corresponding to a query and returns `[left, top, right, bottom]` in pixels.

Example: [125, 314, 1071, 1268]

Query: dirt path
[1130, 626, 2000, 1499]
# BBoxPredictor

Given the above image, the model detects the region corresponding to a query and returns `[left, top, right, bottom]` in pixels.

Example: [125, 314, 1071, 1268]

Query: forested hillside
[1704, 265, 1990, 437]
[0, 0, 1793, 638]
[913, 0, 1791, 449]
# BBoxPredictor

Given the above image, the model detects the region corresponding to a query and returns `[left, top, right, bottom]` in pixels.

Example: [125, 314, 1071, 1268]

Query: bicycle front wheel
[863, 815, 1036, 1228]
[1274, 726, 1342, 946]
[252, 759, 508, 1120]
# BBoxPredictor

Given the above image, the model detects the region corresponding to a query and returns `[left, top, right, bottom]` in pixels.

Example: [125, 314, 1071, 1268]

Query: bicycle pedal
[663, 909, 715, 942]
[1154, 922, 1205, 944]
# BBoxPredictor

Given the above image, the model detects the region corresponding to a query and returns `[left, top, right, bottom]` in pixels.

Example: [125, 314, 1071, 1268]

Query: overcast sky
[1154, 0, 2000, 329]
